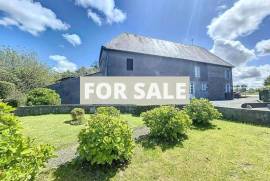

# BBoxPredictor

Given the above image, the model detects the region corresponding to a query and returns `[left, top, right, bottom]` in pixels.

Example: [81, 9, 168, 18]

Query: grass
[20, 114, 143, 150]
[21, 115, 270, 180]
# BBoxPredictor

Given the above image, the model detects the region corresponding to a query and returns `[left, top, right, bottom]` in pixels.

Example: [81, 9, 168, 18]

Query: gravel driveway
[211, 95, 260, 108]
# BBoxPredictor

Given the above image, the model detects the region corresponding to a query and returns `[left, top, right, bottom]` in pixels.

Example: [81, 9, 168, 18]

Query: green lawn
[21, 115, 270, 180]
[20, 114, 144, 150]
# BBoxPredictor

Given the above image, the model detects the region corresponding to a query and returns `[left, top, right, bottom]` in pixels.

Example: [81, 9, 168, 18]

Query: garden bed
[20, 114, 270, 181]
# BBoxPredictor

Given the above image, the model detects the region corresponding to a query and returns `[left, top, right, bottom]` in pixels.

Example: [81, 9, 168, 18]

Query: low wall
[15, 105, 270, 125]
[216, 106, 270, 125]
[241, 102, 270, 108]
[14, 105, 160, 117]
[259, 90, 270, 102]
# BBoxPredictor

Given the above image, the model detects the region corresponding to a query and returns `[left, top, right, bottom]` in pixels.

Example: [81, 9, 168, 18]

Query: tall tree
[59, 66, 99, 79]
[0, 48, 58, 92]
[264, 76, 270, 87]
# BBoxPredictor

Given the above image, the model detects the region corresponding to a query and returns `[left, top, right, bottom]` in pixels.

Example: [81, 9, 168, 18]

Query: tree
[0, 48, 58, 92]
[58, 70, 77, 80]
[234, 85, 241, 92]
[240, 84, 248, 97]
[75, 66, 98, 76]
[264, 76, 270, 87]
[59, 66, 99, 79]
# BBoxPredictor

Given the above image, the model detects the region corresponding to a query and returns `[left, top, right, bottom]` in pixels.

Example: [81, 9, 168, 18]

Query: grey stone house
[50, 33, 233, 104]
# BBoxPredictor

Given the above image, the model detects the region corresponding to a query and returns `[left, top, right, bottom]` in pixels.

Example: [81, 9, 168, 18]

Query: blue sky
[0, 0, 270, 87]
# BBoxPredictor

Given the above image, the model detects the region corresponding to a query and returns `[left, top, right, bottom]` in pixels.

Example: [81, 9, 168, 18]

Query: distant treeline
[0, 48, 98, 105]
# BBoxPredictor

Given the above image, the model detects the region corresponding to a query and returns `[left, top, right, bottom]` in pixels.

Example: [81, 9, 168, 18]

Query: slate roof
[104, 33, 233, 67]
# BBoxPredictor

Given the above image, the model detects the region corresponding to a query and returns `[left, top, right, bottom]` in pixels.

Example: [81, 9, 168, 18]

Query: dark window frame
[126, 58, 133, 71]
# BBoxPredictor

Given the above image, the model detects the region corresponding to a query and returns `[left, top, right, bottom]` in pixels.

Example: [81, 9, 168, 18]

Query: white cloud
[75, 0, 126, 24]
[49, 55, 77, 72]
[211, 39, 256, 66]
[0, 0, 69, 36]
[208, 0, 270, 40]
[62, 33, 82, 46]
[255, 39, 270, 56]
[88, 9, 102, 26]
[216, 5, 227, 14]
[207, 0, 270, 88]
[233, 65, 270, 88]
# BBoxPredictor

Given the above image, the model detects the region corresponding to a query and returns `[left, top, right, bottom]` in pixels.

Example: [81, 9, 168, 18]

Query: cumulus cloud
[211, 39, 256, 66]
[255, 39, 270, 56]
[62, 33, 82, 47]
[208, 0, 270, 40]
[0, 0, 69, 36]
[75, 0, 126, 25]
[49, 55, 77, 72]
[236, 67, 261, 79]
[233, 65, 270, 88]
[88, 9, 102, 26]
[207, 0, 270, 87]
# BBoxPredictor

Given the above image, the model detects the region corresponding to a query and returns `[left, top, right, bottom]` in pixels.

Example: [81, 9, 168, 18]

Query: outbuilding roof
[104, 33, 233, 67]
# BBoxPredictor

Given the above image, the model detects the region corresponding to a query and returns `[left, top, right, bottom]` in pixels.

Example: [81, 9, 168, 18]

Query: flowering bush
[96, 106, 120, 117]
[184, 99, 222, 125]
[141, 106, 191, 142]
[78, 113, 134, 165]
[70, 108, 85, 125]
[0, 102, 54, 180]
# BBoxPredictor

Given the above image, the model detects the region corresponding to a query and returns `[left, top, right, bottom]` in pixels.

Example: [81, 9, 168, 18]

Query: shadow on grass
[64, 120, 84, 126]
[136, 134, 187, 151]
[191, 122, 220, 131]
[52, 158, 128, 181]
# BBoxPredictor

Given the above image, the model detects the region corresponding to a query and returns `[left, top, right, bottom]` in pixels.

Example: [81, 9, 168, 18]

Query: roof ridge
[104, 32, 234, 67]
[121, 32, 203, 49]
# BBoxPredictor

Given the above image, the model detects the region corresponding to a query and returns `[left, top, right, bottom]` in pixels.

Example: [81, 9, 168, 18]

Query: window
[190, 82, 194, 94]
[127, 58, 133, 71]
[225, 83, 231, 93]
[195, 66, 200, 78]
[202, 82, 208, 91]
[225, 69, 230, 80]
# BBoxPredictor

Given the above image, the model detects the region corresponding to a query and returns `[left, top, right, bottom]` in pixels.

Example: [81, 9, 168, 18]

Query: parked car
[233, 92, 241, 98]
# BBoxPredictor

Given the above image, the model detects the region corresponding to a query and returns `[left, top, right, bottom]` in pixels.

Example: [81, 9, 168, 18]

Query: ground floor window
[190, 82, 194, 95]
[202, 82, 208, 91]
[225, 83, 231, 93]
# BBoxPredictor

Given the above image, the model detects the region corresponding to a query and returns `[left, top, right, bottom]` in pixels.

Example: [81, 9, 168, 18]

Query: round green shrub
[0, 102, 54, 180]
[141, 106, 192, 142]
[96, 106, 120, 117]
[184, 99, 222, 125]
[27, 88, 61, 105]
[0, 81, 16, 99]
[78, 114, 135, 165]
[70, 108, 85, 125]
[4, 90, 26, 107]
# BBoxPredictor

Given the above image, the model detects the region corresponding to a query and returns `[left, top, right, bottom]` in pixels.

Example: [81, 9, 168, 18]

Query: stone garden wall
[14, 105, 160, 116]
[216, 106, 270, 125]
[15, 105, 270, 125]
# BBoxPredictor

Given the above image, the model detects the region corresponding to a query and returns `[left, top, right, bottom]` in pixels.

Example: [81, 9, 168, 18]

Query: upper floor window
[195, 65, 200, 78]
[225, 69, 230, 80]
[127, 58, 133, 71]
